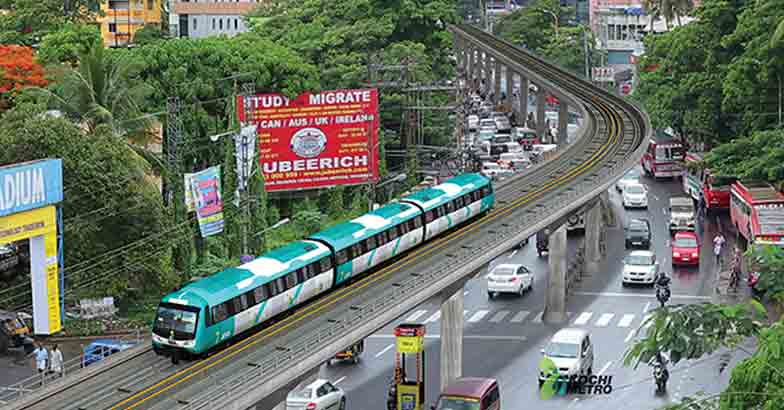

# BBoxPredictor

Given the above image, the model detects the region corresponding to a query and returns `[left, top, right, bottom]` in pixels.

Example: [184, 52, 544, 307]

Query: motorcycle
[748, 271, 761, 295]
[653, 362, 668, 394]
[655, 285, 670, 307]
[387, 382, 397, 410]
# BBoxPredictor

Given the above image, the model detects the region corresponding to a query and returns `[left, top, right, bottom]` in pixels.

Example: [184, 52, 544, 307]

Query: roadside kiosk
[394, 323, 426, 410]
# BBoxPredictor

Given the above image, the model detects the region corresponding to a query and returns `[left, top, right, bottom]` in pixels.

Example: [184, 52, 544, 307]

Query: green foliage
[0, 104, 175, 300]
[720, 320, 784, 410]
[37, 23, 102, 66]
[326, 186, 346, 219]
[0, 0, 99, 45]
[623, 301, 766, 369]
[745, 245, 784, 304]
[222, 134, 242, 259]
[293, 210, 325, 236]
[249, 160, 269, 255]
[133, 25, 165, 46]
[406, 148, 420, 187]
[190, 252, 236, 279]
[705, 129, 784, 183]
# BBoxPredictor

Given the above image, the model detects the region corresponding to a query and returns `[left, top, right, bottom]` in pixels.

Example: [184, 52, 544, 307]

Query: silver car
[286, 379, 346, 410]
[616, 168, 641, 192]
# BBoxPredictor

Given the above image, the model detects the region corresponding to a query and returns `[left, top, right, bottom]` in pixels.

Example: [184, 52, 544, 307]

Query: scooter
[748, 271, 762, 295]
[653, 362, 668, 394]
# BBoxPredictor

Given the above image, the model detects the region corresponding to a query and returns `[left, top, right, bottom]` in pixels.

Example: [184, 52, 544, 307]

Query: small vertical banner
[183, 172, 196, 212]
[235, 125, 257, 192]
[190, 166, 225, 238]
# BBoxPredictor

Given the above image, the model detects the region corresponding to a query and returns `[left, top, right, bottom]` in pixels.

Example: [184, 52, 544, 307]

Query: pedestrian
[49, 344, 63, 377]
[713, 232, 726, 266]
[697, 194, 706, 219]
[31, 342, 48, 375]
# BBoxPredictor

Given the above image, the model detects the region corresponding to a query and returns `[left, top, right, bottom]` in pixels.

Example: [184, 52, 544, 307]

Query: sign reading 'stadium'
[0, 159, 63, 217]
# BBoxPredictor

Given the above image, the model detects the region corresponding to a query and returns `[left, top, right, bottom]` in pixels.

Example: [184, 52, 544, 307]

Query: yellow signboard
[0, 206, 60, 334]
[396, 335, 424, 353]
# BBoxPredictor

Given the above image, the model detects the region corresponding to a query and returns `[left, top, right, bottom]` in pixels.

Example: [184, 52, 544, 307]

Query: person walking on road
[31, 342, 48, 375]
[49, 344, 63, 377]
[713, 233, 726, 266]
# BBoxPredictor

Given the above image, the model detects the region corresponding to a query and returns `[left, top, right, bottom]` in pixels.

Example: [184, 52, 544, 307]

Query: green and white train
[152, 173, 495, 360]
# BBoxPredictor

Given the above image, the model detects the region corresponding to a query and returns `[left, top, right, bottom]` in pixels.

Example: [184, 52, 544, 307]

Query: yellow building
[97, 0, 162, 47]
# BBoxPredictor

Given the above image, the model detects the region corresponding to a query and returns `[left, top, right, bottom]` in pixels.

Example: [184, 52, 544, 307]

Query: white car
[622, 250, 659, 285]
[479, 118, 496, 130]
[616, 168, 641, 192]
[286, 379, 346, 410]
[487, 264, 533, 298]
[539, 328, 594, 386]
[481, 162, 513, 178]
[467, 115, 479, 131]
[622, 182, 648, 208]
[498, 152, 531, 171]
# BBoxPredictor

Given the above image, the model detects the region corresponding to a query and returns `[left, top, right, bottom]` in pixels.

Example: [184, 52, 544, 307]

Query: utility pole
[165, 97, 182, 207]
[240, 81, 256, 256]
[583, 27, 591, 80]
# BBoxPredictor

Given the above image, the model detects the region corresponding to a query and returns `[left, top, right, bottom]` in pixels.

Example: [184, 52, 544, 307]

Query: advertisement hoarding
[237, 89, 380, 192]
[189, 166, 224, 238]
[0, 159, 63, 218]
[592, 67, 615, 83]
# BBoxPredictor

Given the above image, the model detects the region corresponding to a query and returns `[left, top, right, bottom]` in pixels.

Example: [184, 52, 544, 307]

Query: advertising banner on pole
[184, 172, 196, 212]
[235, 125, 257, 193]
[0, 159, 63, 218]
[237, 89, 380, 192]
[189, 166, 224, 238]
[592, 66, 615, 83]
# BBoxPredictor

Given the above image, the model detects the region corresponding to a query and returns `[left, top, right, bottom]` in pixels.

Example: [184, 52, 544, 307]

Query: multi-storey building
[168, 0, 259, 39]
[97, 0, 162, 47]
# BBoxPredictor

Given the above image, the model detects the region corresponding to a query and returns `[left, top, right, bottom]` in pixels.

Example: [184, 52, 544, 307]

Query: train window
[376, 232, 387, 246]
[254, 286, 268, 303]
[399, 222, 409, 234]
[238, 294, 249, 311]
[455, 196, 464, 208]
[276, 277, 287, 293]
[360, 239, 370, 254]
[285, 273, 297, 289]
[212, 304, 229, 323]
[336, 249, 348, 265]
[446, 201, 454, 213]
[245, 290, 256, 307]
[320, 257, 332, 272]
[407, 219, 416, 231]
[472, 191, 481, 202]
[414, 216, 423, 228]
[425, 210, 434, 223]
[437, 206, 445, 217]
[308, 263, 319, 278]
[388, 227, 399, 240]
[295, 268, 306, 283]
[367, 235, 377, 249]
[352, 243, 363, 257]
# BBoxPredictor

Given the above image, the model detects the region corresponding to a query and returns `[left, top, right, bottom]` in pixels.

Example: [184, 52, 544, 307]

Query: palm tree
[36, 40, 153, 144]
[642, 0, 693, 32]
[774, 18, 784, 48]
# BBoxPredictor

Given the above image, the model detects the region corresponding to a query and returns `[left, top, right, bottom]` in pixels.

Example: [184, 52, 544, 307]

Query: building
[168, 0, 259, 39]
[97, 0, 162, 47]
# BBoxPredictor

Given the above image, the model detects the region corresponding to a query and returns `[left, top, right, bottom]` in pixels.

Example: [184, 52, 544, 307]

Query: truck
[641, 128, 684, 179]
[682, 152, 737, 212]
[730, 181, 784, 248]
[0, 310, 33, 354]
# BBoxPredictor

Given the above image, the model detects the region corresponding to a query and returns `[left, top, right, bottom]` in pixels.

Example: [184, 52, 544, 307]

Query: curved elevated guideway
[9, 25, 651, 410]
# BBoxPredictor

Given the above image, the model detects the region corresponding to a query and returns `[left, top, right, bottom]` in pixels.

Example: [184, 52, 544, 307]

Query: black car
[625, 218, 651, 248]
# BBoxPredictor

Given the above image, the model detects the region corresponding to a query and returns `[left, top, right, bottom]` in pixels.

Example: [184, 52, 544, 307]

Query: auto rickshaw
[328, 339, 364, 365]
[536, 229, 550, 257]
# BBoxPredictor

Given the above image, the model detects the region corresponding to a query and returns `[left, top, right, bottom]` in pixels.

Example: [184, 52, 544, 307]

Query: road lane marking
[510, 311, 530, 323]
[468, 310, 489, 322]
[406, 310, 427, 321]
[109, 73, 625, 410]
[509, 249, 518, 258]
[375, 344, 394, 358]
[618, 314, 635, 328]
[367, 335, 526, 341]
[597, 361, 612, 376]
[533, 312, 543, 323]
[334, 376, 346, 385]
[424, 311, 441, 323]
[572, 292, 711, 300]
[624, 329, 636, 343]
[464, 289, 470, 296]
[595, 313, 614, 327]
[573, 312, 593, 325]
[490, 310, 510, 322]
[662, 207, 667, 215]
[643, 301, 651, 313]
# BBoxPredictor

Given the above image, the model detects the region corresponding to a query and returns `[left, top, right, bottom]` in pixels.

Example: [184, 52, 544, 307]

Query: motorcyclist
[654, 272, 671, 306]
[649, 351, 670, 392]
[387, 379, 397, 410]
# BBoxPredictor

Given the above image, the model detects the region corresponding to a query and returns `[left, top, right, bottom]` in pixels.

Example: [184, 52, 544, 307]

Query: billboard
[237, 89, 380, 192]
[0, 159, 63, 218]
[189, 166, 224, 238]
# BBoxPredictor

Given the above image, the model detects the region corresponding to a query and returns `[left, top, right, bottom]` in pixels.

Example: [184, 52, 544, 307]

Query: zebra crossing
[403, 308, 655, 329]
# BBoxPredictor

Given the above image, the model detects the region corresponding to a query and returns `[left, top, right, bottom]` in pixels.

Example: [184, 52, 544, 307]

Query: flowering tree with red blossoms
[0, 45, 48, 105]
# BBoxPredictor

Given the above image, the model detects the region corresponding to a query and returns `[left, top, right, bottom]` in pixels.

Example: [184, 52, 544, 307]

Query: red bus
[641, 129, 684, 178]
[730, 181, 784, 248]
[682, 152, 737, 211]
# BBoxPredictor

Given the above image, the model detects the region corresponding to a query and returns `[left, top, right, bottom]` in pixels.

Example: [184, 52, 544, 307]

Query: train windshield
[153, 302, 199, 340]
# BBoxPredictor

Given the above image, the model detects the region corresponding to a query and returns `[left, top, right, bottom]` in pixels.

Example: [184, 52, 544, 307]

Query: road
[317, 171, 750, 410]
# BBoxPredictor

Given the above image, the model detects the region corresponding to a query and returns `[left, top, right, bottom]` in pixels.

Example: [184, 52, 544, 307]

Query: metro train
[152, 173, 495, 360]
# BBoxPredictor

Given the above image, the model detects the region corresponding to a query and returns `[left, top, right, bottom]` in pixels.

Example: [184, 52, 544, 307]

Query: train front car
[152, 293, 208, 361]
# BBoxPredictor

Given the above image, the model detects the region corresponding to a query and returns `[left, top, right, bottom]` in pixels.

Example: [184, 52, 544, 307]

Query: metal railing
[0, 329, 143, 403]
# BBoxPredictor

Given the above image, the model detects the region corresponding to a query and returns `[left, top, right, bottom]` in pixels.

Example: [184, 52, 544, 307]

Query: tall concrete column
[583, 202, 603, 276]
[505, 67, 513, 112]
[440, 289, 464, 391]
[518, 73, 529, 125]
[558, 101, 569, 145]
[478, 52, 486, 94]
[536, 89, 547, 139]
[472, 50, 479, 92]
[493, 60, 502, 105]
[544, 224, 567, 323]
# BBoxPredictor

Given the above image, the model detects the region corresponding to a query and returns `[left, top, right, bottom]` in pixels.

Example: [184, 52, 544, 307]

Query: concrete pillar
[536, 90, 547, 140]
[544, 224, 567, 323]
[268, 367, 321, 410]
[505, 67, 513, 112]
[493, 60, 502, 105]
[583, 202, 603, 276]
[558, 101, 569, 145]
[440, 289, 464, 391]
[471, 50, 479, 91]
[478, 52, 486, 94]
[518, 73, 528, 125]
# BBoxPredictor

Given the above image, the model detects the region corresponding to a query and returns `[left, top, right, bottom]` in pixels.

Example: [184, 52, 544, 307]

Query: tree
[35, 40, 154, 143]
[0, 0, 99, 46]
[623, 301, 766, 369]
[745, 245, 784, 305]
[37, 23, 102, 66]
[0, 45, 48, 107]
[248, 158, 269, 256]
[705, 129, 784, 183]
[133, 25, 165, 46]
[0, 103, 176, 301]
